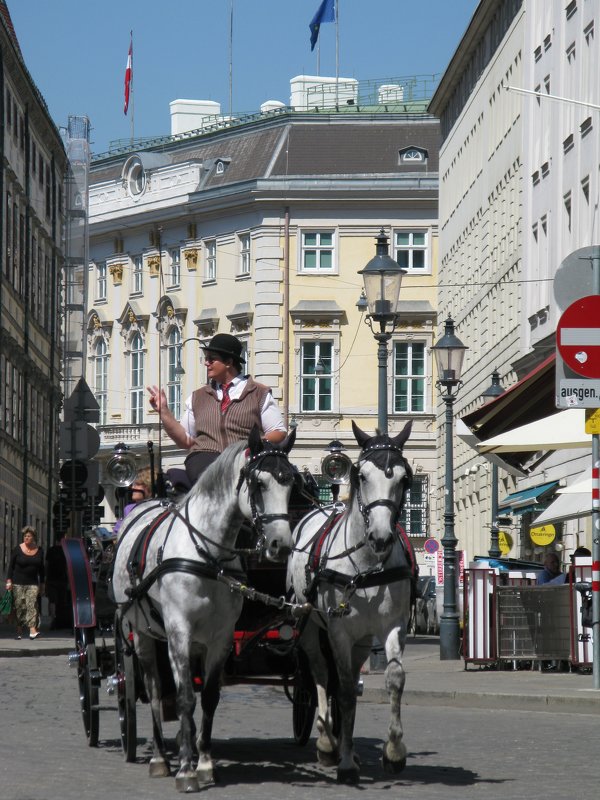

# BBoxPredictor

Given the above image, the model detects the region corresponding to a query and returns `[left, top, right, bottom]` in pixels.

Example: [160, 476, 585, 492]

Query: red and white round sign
[557, 295, 600, 378]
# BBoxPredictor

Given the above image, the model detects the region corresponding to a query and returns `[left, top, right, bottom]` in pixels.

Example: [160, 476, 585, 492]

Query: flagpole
[229, 0, 233, 118]
[335, 0, 339, 108]
[130, 31, 134, 145]
[317, 40, 320, 76]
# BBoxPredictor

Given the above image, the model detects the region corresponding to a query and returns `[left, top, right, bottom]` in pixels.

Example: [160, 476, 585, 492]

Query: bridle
[235, 448, 296, 553]
[354, 441, 410, 531]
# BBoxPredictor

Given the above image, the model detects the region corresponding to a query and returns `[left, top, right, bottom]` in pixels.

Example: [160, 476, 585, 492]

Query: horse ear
[351, 420, 371, 449]
[282, 425, 296, 453]
[248, 424, 263, 455]
[392, 420, 412, 450]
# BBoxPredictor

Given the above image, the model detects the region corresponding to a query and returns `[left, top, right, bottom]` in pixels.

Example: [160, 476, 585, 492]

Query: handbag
[0, 588, 13, 616]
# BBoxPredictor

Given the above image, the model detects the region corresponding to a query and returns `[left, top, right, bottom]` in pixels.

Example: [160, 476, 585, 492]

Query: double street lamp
[481, 371, 505, 559]
[358, 229, 406, 435]
[432, 317, 468, 660]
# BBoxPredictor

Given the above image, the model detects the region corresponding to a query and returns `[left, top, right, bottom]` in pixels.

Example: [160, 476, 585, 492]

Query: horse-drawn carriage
[63, 422, 416, 790]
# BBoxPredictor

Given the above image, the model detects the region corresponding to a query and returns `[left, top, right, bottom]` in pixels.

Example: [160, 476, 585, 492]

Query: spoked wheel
[75, 627, 100, 747]
[292, 657, 317, 746]
[114, 612, 137, 762]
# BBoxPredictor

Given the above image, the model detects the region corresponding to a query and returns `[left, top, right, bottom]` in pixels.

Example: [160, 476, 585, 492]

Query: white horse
[111, 427, 296, 792]
[287, 420, 414, 784]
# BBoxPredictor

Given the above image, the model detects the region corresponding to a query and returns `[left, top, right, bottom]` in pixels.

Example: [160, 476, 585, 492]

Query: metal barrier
[496, 585, 571, 662]
[464, 558, 594, 669]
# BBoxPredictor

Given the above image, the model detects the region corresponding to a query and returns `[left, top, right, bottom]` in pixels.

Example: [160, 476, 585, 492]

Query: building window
[582, 176, 590, 205]
[394, 342, 426, 413]
[584, 20, 594, 45]
[532, 222, 539, 242]
[563, 133, 574, 154]
[130, 332, 144, 424]
[534, 45, 542, 62]
[399, 474, 429, 537]
[564, 192, 572, 233]
[300, 231, 334, 272]
[544, 33, 552, 51]
[239, 233, 251, 275]
[580, 116, 592, 137]
[541, 161, 550, 178]
[96, 261, 107, 301]
[132, 255, 143, 294]
[168, 248, 181, 287]
[395, 230, 429, 272]
[301, 341, 332, 412]
[167, 328, 182, 420]
[566, 42, 576, 63]
[532, 170, 540, 186]
[204, 240, 216, 282]
[565, 1, 577, 21]
[94, 339, 108, 425]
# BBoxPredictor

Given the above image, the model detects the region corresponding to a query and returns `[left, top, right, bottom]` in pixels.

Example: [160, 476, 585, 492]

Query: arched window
[130, 332, 144, 424]
[94, 339, 109, 425]
[167, 328, 182, 419]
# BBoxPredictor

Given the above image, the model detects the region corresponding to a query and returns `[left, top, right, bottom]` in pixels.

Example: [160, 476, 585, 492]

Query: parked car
[414, 576, 439, 635]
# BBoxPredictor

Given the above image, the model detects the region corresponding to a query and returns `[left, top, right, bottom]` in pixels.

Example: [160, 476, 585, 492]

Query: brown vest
[189, 378, 270, 453]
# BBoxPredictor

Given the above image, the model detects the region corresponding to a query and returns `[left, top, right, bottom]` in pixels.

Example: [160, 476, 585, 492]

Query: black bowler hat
[201, 333, 245, 363]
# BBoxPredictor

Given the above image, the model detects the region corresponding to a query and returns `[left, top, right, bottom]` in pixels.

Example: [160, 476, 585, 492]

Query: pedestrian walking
[5, 526, 45, 639]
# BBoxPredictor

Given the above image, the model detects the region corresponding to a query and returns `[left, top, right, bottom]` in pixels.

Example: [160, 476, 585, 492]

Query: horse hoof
[383, 754, 407, 774]
[175, 774, 200, 793]
[317, 748, 339, 767]
[383, 741, 407, 773]
[337, 766, 360, 785]
[195, 765, 215, 784]
[148, 758, 170, 778]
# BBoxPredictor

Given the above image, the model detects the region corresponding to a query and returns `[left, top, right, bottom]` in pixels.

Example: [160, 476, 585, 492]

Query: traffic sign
[424, 538, 439, 554]
[553, 246, 599, 312]
[557, 296, 600, 378]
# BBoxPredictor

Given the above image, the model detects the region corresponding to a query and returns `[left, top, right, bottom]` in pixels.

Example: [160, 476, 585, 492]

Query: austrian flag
[124, 34, 133, 115]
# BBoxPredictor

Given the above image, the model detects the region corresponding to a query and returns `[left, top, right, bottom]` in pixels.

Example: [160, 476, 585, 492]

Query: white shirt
[181, 375, 286, 438]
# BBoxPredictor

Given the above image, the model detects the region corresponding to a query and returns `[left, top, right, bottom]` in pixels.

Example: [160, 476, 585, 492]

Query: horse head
[350, 420, 413, 557]
[239, 425, 297, 562]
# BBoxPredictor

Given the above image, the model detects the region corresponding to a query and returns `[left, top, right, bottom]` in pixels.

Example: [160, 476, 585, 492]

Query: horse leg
[166, 633, 199, 793]
[329, 633, 362, 785]
[382, 625, 407, 773]
[135, 635, 170, 778]
[300, 625, 338, 765]
[195, 641, 230, 784]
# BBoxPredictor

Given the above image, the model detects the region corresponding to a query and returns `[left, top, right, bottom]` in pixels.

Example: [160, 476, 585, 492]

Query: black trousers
[184, 451, 220, 485]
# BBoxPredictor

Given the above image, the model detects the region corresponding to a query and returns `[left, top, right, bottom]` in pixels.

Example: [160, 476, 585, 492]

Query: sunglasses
[204, 354, 224, 364]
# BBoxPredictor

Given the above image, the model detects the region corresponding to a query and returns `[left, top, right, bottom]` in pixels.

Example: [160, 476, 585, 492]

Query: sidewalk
[2, 619, 599, 715]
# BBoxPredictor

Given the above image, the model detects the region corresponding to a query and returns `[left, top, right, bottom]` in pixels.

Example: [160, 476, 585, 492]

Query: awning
[499, 481, 559, 514]
[476, 409, 591, 454]
[461, 354, 556, 472]
[531, 470, 592, 525]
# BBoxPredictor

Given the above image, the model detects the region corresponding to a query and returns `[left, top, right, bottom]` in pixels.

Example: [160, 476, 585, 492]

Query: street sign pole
[592, 255, 600, 690]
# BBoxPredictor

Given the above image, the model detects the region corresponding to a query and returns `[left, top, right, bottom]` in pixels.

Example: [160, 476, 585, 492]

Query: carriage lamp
[105, 442, 137, 487]
[481, 371, 505, 559]
[322, 440, 352, 503]
[358, 229, 406, 436]
[432, 317, 468, 661]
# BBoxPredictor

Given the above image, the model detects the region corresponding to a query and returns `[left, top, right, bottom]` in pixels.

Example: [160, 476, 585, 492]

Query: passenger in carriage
[147, 333, 287, 486]
[113, 467, 153, 534]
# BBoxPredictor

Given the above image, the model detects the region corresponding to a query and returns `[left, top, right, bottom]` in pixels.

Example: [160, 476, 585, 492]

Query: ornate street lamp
[432, 317, 468, 660]
[481, 371, 505, 559]
[358, 229, 406, 435]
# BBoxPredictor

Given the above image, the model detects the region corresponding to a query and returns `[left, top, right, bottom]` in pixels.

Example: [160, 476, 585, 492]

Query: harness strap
[125, 557, 247, 601]
[317, 565, 413, 590]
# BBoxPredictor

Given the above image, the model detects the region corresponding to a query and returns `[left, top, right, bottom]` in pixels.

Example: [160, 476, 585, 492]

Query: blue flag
[309, 0, 335, 51]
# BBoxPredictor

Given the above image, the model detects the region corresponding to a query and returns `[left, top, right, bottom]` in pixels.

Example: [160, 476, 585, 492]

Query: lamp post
[481, 371, 505, 559]
[358, 229, 406, 435]
[432, 317, 468, 660]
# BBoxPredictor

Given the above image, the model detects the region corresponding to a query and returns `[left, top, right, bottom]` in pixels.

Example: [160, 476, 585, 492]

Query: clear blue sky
[9, 1, 478, 156]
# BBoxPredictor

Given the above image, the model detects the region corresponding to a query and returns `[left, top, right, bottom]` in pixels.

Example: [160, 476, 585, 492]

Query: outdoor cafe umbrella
[476, 409, 591, 454]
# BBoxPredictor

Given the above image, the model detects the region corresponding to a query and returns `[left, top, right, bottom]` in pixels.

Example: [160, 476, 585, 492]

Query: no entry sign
[557, 295, 600, 379]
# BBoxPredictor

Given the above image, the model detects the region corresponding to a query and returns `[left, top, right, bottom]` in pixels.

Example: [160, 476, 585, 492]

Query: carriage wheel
[75, 627, 100, 747]
[292, 661, 316, 746]
[114, 613, 137, 762]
